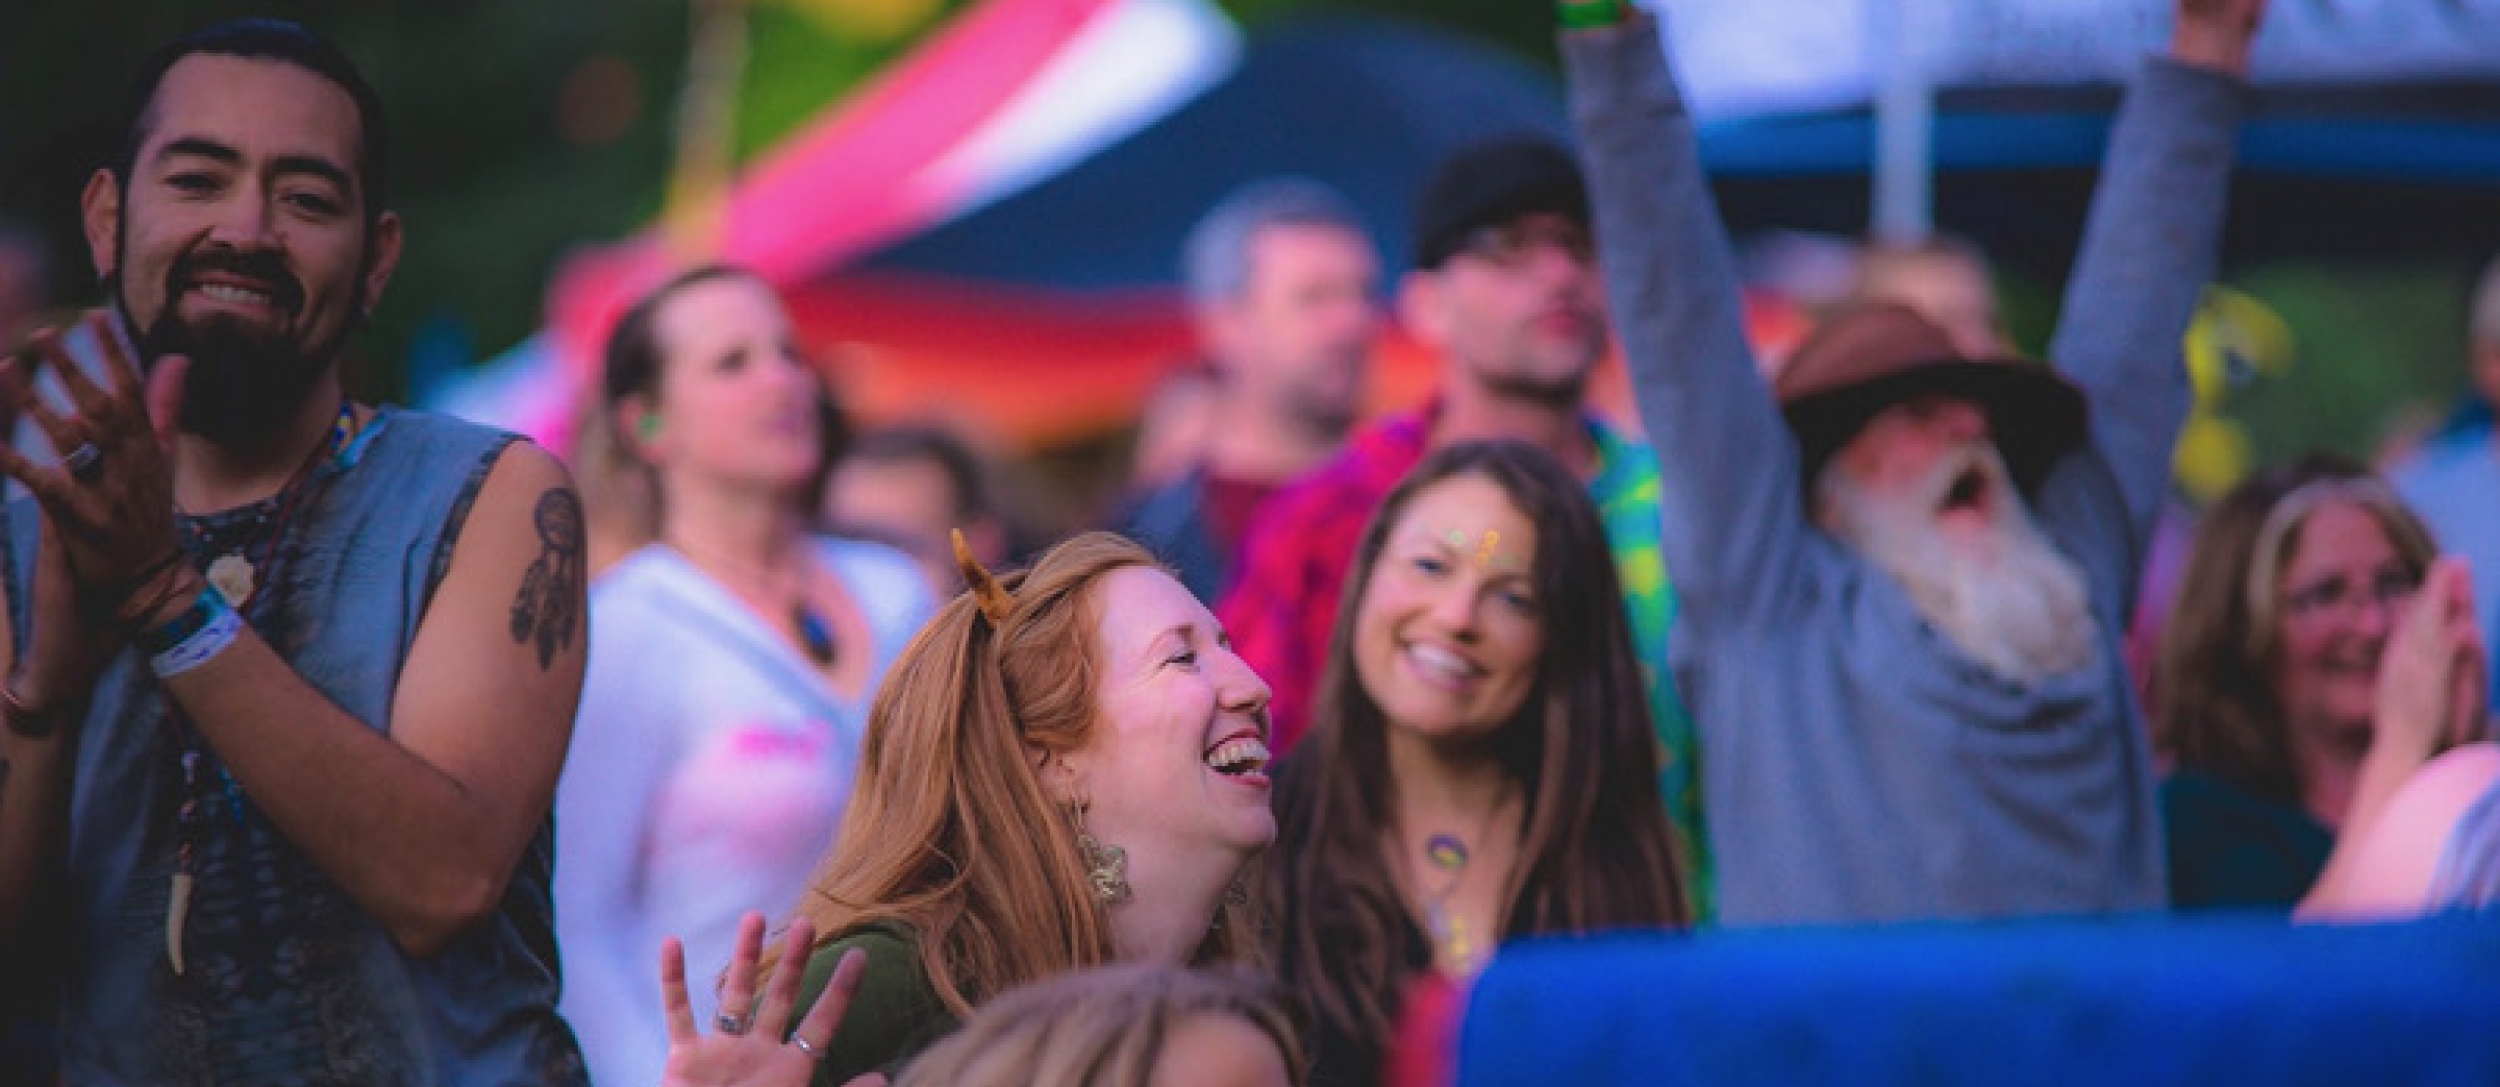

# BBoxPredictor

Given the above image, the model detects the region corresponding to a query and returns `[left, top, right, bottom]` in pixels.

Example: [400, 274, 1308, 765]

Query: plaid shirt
[1217, 407, 1713, 915]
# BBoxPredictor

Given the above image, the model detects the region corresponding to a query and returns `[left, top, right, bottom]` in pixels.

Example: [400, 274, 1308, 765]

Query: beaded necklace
[165, 400, 358, 975]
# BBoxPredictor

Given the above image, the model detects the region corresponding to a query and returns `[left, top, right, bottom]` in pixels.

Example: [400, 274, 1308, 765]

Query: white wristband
[149, 595, 242, 678]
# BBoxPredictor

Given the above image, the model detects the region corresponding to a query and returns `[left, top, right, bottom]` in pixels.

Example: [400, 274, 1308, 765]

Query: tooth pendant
[206, 554, 255, 608]
[167, 871, 193, 976]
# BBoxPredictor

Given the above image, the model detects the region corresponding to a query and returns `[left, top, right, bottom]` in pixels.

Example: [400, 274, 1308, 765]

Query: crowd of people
[1, 1, 2495, 1086]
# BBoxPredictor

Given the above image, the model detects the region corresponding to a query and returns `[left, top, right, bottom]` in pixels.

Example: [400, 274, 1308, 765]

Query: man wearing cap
[1218, 135, 1711, 912]
[1561, 0, 2262, 923]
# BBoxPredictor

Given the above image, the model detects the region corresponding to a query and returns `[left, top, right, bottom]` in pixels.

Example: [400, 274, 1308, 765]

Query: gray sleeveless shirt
[7, 406, 587, 1087]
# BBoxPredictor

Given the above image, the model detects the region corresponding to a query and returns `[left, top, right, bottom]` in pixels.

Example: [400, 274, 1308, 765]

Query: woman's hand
[660, 911, 883, 1087]
[2373, 558, 2485, 766]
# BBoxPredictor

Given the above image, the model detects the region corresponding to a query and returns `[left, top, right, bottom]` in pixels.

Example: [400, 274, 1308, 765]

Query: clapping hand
[2374, 558, 2489, 763]
[659, 911, 884, 1087]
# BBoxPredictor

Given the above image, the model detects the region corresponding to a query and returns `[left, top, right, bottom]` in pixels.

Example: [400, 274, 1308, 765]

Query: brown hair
[2153, 453, 2438, 803]
[894, 963, 1306, 1087]
[765, 532, 1258, 1014]
[599, 263, 849, 522]
[1263, 440, 1687, 1066]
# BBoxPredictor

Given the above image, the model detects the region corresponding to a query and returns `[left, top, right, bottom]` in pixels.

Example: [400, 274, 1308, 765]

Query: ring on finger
[715, 1011, 752, 1036]
[64, 442, 102, 482]
[791, 1035, 824, 1062]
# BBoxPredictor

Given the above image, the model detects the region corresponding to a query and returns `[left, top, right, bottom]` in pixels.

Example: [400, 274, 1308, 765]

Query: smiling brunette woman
[1262, 440, 1688, 1087]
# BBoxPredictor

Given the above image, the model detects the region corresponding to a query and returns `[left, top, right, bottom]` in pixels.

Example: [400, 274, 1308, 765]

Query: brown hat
[1775, 302, 2087, 493]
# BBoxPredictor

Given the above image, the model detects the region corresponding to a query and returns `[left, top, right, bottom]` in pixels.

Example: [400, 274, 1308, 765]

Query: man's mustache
[165, 249, 305, 315]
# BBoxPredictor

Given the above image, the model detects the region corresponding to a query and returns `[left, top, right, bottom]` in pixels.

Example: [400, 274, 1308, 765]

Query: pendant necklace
[183, 402, 356, 609]
[166, 400, 357, 975]
[1414, 783, 1521, 977]
[668, 537, 839, 669]
[1420, 832, 1479, 973]
[793, 601, 836, 666]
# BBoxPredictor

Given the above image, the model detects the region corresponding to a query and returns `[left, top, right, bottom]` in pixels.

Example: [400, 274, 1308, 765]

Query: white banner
[1654, 0, 2500, 120]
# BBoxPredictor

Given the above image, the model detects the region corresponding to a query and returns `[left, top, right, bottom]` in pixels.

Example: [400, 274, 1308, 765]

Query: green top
[790, 925, 961, 1087]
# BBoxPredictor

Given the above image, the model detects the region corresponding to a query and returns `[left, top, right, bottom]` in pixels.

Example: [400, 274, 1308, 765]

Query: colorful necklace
[1420, 832, 1480, 973]
[167, 400, 359, 975]
[182, 402, 358, 609]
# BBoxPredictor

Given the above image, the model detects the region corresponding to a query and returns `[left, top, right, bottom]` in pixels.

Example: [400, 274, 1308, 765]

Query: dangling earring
[1070, 796, 1133, 906]
[1210, 877, 1250, 931]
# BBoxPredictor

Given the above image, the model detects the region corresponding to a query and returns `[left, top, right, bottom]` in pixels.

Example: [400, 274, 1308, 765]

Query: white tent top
[1656, 0, 2500, 122]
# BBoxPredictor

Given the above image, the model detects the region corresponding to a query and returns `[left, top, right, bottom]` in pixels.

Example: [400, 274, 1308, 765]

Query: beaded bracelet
[145, 587, 241, 678]
[1558, 0, 1631, 30]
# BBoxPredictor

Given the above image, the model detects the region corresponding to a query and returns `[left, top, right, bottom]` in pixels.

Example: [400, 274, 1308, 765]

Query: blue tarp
[1461, 913, 2500, 1087]
[850, 12, 2500, 288]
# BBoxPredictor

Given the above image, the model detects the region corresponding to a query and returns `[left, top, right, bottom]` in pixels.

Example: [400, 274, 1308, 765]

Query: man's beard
[1473, 368, 1586, 410]
[1468, 324, 1599, 410]
[117, 246, 343, 451]
[1281, 356, 1366, 441]
[1818, 444, 2101, 685]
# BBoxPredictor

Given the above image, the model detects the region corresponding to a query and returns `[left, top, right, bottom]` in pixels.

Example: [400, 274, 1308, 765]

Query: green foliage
[2220, 259, 2476, 467]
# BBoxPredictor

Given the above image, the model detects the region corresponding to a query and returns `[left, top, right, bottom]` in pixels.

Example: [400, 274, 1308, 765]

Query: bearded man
[1561, 0, 2263, 923]
[0, 19, 587, 1084]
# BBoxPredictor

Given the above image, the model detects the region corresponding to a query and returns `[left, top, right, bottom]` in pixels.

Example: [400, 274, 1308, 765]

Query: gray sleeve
[2036, 57, 2248, 612]
[1565, 13, 1809, 635]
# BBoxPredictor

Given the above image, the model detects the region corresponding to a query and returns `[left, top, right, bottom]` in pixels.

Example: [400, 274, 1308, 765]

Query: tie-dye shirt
[1587, 424, 1711, 918]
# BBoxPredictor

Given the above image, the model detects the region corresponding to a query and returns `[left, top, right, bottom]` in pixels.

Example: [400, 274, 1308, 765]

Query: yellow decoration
[2174, 286, 2298, 503]
[765, 0, 945, 43]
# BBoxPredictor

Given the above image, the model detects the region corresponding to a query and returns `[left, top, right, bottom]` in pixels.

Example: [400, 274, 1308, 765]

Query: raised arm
[1564, 11, 1808, 631]
[2039, 0, 2258, 560]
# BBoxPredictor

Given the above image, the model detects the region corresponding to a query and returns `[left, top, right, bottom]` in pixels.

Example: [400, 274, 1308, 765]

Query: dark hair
[601, 264, 851, 510]
[1262, 439, 1687, 1069]
[117, 19, 390, 223]
[845, 423, 994, 527]
[2153, 452, 2438, 804]
[1409, 135, 1588, 271]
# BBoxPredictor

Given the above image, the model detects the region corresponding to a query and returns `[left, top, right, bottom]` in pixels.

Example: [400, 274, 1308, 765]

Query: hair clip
[954, 528, 1014, 627]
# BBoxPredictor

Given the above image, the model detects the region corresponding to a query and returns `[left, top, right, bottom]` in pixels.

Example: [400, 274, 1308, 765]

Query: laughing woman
[745, 531, 1278, 1085]
[556, 266, 935, 1087]
[1263, 440, 1689, 1087]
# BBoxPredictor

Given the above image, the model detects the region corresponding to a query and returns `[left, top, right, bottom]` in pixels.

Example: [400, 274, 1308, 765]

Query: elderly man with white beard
[1560, 0, 2264, 924]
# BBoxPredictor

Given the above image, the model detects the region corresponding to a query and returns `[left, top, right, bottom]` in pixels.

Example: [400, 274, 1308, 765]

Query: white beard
[1818, 445, 2101, 685]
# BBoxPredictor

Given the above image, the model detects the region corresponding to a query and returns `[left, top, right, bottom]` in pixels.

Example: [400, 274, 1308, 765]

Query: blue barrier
[1459, 914, 2500, 1087]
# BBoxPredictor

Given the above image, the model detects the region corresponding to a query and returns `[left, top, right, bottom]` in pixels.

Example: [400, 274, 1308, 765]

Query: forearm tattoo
[509, 488, 585, 671]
